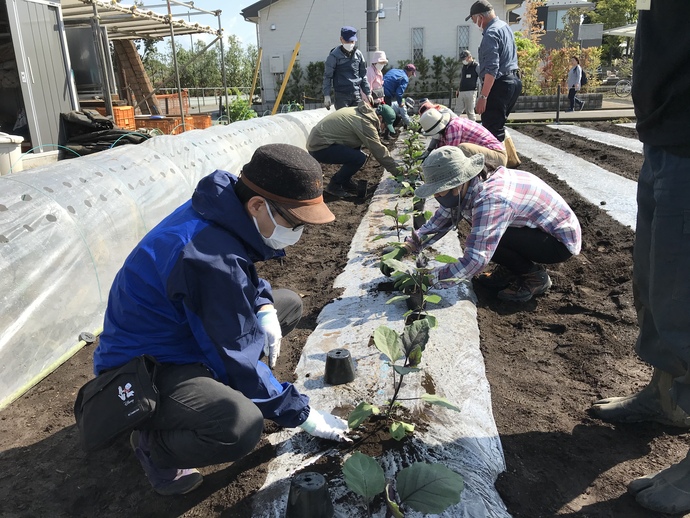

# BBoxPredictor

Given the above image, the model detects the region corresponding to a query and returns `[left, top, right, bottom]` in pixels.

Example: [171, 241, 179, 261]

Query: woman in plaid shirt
[389, 146, 581, 302]
[420, 108, 508, 171]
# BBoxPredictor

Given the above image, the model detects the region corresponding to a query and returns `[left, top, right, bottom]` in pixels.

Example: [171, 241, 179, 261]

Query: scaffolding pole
[166, 0, 186, 131]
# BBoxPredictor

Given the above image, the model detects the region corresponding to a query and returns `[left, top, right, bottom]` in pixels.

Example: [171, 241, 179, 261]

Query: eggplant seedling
[343, 452, 464, 517]
[382, 203, 411, 242]
[348, 319, 461, 441]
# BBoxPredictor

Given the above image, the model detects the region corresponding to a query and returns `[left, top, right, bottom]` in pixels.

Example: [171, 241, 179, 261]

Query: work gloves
[257, 307, 281, 368]
[324, 96, 332, 110]
[380, 246, 409, 277]
[429, 265, 460, 289]
[299, 408, 351, 442]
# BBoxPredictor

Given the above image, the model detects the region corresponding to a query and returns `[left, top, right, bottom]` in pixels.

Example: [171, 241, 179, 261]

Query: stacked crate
[94, 106, 136, 131]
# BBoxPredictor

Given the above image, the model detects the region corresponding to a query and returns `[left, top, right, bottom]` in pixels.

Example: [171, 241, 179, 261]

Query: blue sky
[160, 0, 258, 49]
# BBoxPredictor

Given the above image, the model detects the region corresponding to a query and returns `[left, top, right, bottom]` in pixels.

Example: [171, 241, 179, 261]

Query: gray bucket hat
[415, 146, 485, 198]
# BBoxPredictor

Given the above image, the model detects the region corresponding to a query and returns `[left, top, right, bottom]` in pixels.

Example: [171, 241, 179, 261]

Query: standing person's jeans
[568, 87, 583, 110]
[138, 288, 303, 469]
[310, 145, 367, 185]
[633, 145, 690, 412]
[456, 90, 478, 121]
[482, 73, 522, 142]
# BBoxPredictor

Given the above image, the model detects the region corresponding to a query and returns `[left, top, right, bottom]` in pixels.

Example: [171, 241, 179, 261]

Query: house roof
[602, 22, 636, 38]
[61, 0, 220, 40]
[544, 0, 595, 8]
[240, 0, 281, 23]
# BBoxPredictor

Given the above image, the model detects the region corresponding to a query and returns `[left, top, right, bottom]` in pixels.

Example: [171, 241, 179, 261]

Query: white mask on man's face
[376, 63, 385, 71]
[342, 43, 355, 52]
[253, 201, 304, 250]
[462, 60, 469, 65]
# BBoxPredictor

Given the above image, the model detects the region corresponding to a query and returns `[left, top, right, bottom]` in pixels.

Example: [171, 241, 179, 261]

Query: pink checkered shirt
[439, 118, 505, 151]
[417, 167, 582, 282]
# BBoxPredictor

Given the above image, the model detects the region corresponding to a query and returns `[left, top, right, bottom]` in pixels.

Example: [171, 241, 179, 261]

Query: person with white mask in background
[366, 50, 388, 102]
[456, 50, 480, 121]
[90, 144, 349, 497]
[322, 26, 372, 110]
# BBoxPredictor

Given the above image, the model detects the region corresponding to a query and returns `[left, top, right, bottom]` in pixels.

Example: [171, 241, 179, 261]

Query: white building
[241, 0, 523, 102]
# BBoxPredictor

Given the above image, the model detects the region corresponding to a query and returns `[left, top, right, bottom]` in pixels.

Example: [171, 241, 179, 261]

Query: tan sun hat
[415, 146, 485, 198]
[420, 108, 451, 136]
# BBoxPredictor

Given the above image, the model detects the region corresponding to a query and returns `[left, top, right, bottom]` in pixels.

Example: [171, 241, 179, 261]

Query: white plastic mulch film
[252, 174, 508, 517]
[0, 110, 327, 410]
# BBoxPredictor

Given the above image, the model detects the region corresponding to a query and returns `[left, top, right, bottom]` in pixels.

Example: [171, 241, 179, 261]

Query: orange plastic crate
[134, 116, 194, 135]
[94, 106, 136, 131]
[191, 114, 212, 129]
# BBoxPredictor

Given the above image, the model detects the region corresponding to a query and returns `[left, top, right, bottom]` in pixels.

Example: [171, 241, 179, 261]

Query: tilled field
[1, 122, 685, 518]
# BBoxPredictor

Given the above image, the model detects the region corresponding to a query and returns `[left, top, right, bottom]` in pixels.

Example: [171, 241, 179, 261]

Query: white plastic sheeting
[0, 109, 329, 410]
[547, 124, 643, 154]
[251, 176, 509, 517]
[509, 129, 638, 230]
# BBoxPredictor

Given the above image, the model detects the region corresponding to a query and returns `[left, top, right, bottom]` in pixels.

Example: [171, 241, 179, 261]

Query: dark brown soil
[1, 123, 686, 517]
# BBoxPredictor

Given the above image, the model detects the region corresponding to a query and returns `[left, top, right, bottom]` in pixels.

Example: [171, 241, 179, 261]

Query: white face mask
[376, 63, 385, 71]
[342, 43, 355, 52]
[253, 202, 304, 250]
[463, 59, 470, 65]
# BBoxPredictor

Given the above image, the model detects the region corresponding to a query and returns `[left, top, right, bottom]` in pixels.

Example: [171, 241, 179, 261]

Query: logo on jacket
[118, 382, 135, 405]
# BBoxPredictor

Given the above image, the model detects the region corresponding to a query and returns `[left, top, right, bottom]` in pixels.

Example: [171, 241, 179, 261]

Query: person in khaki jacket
[307, 102, 400, 198]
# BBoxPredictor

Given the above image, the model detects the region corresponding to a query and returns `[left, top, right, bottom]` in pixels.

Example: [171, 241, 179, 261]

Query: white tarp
[252, 175, 509, 517]
[0, 110, 327, 410]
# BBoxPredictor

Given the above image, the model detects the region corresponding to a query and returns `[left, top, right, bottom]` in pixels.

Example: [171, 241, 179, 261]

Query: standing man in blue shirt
[323, 26, 372, 110]
[466, 0, 521, 142]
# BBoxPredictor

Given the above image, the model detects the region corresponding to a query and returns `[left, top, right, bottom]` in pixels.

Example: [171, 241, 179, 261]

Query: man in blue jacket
[93, 144, 349, 496]
[322, 26, 371, 110]
[383, 64, 416, 108]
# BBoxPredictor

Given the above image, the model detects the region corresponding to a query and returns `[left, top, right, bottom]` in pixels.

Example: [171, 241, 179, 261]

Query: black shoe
[324, 180, 353, 198]
[341, 180, 359, 192]
[565, 108, 574, 112]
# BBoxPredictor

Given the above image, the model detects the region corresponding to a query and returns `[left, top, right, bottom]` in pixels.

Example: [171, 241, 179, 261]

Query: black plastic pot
[285, 472, 334, 518]
[324, 348, 356, 385]
[413, 198, 426, 230]
[356, 179, 368, 198]
[405, 290, 425, 312]
[404, 310, 428, 326]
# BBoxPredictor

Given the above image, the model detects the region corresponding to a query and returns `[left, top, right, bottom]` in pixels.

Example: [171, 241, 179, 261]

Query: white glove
[257, 307, 281, 368]
[299, 408, 351, 442]
[391, 100, 399, 109]
[324, 95, 332, 109]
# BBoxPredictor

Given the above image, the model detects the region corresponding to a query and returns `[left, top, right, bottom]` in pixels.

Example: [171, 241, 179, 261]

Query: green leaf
[373, 325, 403, 362]
[434, 254, 459, 264]
[424, 294, 442, 304]
[407, 345, 422, 367]
[398, 214, 411, 225]
[372, 234, 386, 241]
[421, 393, 462, 412]
[382, 258, 409, 275]
[396, 462, 464, 514]
[386, 294, 410, 304]
[392, 365, 421, 376]
[389, 420, 415, 441]
[343, 452, 386, 502]
[385, 483, 404, 518]
[383, 208, 398, 218]
[348, 401, 381, 428]
[401, 318, 431, 354]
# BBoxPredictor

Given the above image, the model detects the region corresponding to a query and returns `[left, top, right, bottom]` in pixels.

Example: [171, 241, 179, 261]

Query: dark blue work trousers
[140, 288, 303, 469]
[310, 145, 367, 184]
[633, 145, 690, 412]
[482, 74, 522, 142]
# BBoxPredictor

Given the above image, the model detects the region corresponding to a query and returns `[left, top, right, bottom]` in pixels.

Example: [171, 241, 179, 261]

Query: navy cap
[341, 26, 357, 42]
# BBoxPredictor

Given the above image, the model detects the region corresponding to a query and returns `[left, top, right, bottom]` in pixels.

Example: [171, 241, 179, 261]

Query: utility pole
[366, 0, 379, 60]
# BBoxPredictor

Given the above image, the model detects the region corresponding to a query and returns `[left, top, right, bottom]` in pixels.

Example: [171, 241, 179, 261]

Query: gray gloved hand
[299, 408, 351, 442]
[380, 246, 408, 277]
[420, 149, 430, 161]
[324, 96, 332, 110]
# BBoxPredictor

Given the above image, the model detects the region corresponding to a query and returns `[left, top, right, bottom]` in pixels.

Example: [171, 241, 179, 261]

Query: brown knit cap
[239, 144, 334, 224]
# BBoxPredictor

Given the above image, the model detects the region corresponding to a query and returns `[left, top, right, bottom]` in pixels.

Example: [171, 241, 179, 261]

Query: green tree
[224, 34, 255, 88]
[175, 40, 221, 88]
[589, 0, 637, 62]
[305, 61, 325, 100]
[443, 56, 461, 96]
[515, 32, 543, 95]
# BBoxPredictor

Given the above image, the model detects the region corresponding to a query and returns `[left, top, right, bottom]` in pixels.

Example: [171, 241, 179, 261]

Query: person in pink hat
[366, 50, 388, 102]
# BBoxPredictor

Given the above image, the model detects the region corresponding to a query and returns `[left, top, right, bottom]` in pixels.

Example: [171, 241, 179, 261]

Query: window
[457, 26, 470, 58]
[546, 9, 568, 31]
[412, 27, 424, 61]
